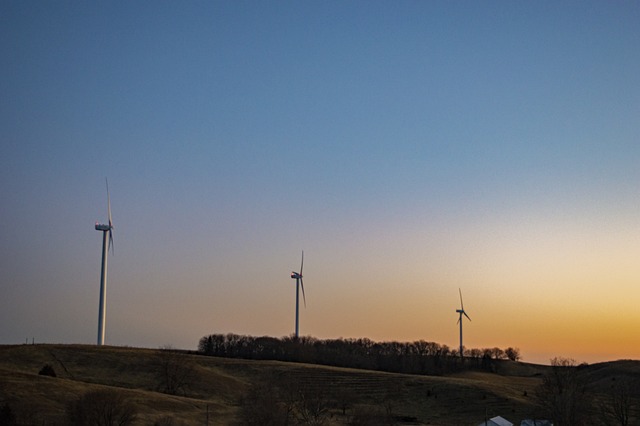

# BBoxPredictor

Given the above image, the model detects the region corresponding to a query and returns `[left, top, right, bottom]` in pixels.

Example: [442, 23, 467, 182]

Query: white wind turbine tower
[95, 178, 114, 346]
[456, 288, 471, 357]
[290, 250, 306, 339]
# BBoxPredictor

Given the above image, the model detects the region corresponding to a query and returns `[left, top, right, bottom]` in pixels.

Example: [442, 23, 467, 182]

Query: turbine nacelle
[456, 288, 471, 358]
[292, 251, 306, 338]
[456, 288, 471, 321]
[96, 179, 114, 253]
[95, 223, 111, 231]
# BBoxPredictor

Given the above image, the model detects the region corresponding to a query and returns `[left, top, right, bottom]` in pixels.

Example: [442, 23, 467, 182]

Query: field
[0, 344, 637, 425]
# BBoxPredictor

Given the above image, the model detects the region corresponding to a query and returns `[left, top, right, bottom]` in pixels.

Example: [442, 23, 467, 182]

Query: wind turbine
[290, 250, 306, 339]
[95, 178, 114, 346]
[456, 288, 471, 357]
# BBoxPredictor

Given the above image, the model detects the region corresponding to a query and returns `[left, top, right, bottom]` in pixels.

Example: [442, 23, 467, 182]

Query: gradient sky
[1, 1, 639, 365]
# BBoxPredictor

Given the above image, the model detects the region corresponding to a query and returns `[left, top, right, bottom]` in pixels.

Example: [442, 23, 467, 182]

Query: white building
[477, 416, 513, 426]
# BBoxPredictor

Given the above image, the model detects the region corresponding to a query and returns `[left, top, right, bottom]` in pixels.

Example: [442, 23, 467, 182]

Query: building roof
[477, 416, 513, 426]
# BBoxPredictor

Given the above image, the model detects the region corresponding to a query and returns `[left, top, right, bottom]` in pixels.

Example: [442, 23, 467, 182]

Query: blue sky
[1, 1, 639, 364]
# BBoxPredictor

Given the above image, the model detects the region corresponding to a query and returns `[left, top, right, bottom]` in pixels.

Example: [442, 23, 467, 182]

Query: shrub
[38, 364, 56, 377]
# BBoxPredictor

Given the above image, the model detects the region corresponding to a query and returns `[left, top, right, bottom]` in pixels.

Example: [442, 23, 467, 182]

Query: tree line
[198, 333, 521, 375]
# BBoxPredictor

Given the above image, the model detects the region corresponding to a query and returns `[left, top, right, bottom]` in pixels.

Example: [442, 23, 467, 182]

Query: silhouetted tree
[490, 347, 506, 360]
[469, 348, 482, 359]
[296, 384, 332, 425]
[156, 345, 196, 396]
[198, 333, 521, 376]
[333, 386, 357, 416]
[66, 389, 137, 426]
[535, 357, 592, 426]
[505, 347, 521, 362]
[237, 382, 291, 426]
[198, 335, 214, 355]
[599, 378, 638, 426]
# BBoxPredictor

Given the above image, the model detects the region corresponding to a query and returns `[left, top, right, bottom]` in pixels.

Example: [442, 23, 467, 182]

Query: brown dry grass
[0, 344, 636, 425]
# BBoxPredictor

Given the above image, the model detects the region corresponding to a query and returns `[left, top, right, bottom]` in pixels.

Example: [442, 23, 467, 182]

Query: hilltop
[0, 344, 637, 425]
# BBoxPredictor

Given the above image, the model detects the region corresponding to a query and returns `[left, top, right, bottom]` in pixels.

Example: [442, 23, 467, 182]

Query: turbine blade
[300, 278, 306, 308]
[464, 311, 471, 321]
[106, 178, 114, 254]
[106, 178, 114, 229]
[459, 288, 464, 310]
[108, 230, 114, 255]
[299, 250, 304, 276]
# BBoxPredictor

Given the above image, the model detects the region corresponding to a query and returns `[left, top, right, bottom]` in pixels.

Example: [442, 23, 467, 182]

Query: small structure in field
[477, 416, 513, 426]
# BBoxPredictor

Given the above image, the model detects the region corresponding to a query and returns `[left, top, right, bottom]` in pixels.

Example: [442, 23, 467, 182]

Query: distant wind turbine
[456, 288, 471, 357]
[290, 250, 306, 339]
[95, 178, 114, 346]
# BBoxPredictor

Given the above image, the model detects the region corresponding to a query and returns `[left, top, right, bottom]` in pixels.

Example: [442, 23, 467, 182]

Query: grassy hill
[0, 344, 635, 425]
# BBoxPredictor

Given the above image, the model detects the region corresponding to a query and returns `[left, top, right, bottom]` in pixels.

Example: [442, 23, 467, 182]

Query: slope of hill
[0, 344, 636, 425]
[0, 345, 241, 424]
[582, 359, 640, 385]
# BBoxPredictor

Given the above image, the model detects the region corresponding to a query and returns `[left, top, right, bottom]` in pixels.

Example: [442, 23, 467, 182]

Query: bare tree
[237, 382, 291, 426]
[296, 384, 332, 425]
[469, 348, 483, 359]
[535, 357, 592, 426]
[66, 389, 137, 426]
[333, 386, 357, 416]
[505, 347, 521, 361]
[156, 345, 197, 396]
[599, 378, 638, 426]
[490, 347, 506, 360]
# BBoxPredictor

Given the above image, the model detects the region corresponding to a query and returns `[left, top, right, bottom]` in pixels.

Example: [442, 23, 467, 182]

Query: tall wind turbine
[95, 178, 114, 346]
[290, 250, 306, 339]
[456, 288, 471, 357]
